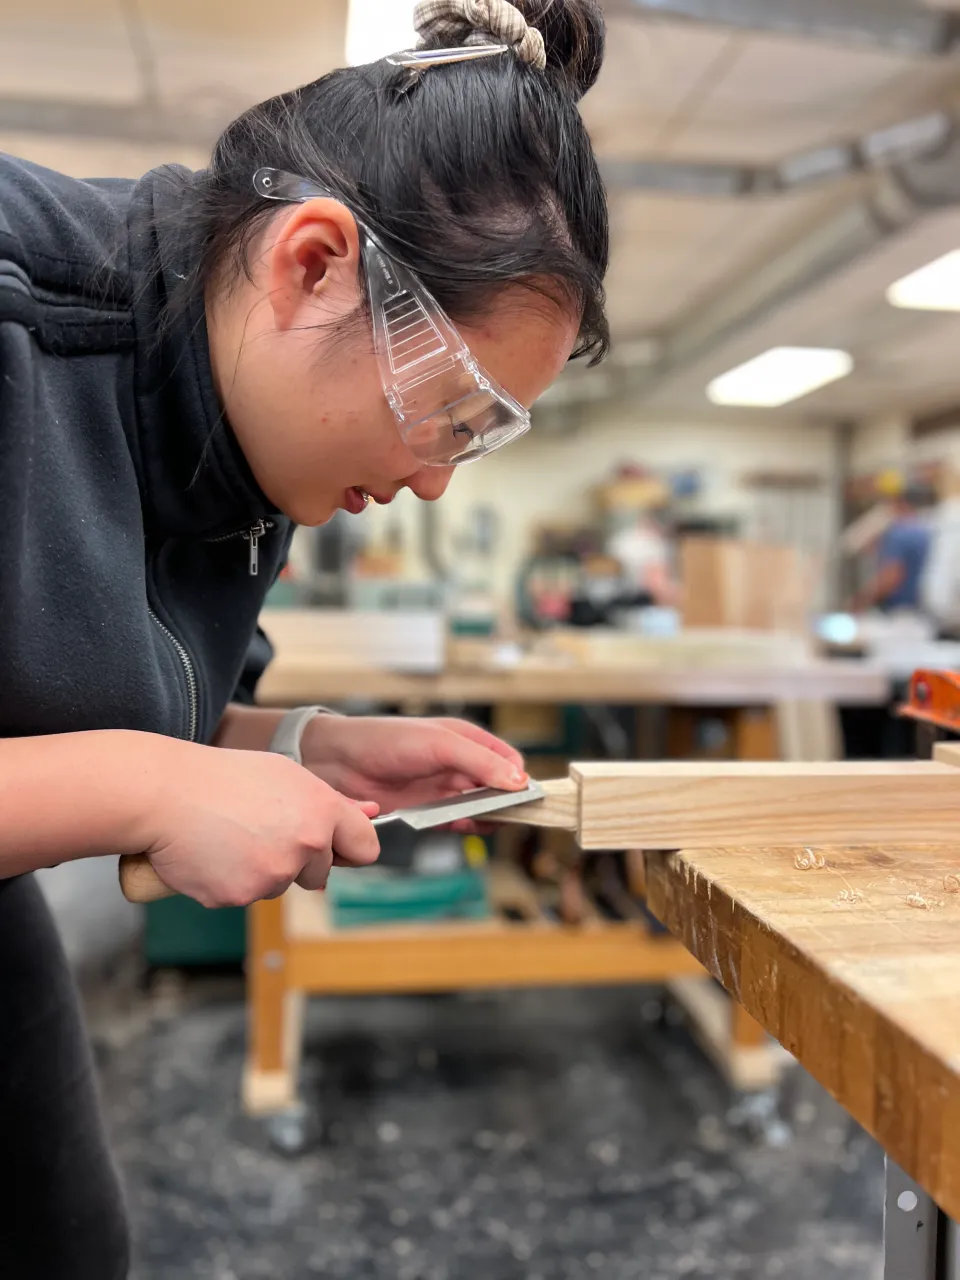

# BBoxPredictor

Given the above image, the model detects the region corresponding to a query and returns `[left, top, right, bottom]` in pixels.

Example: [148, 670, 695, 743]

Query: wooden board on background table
[679, 538, 816, 633]
[258, 611, 889, 708]
[644, 841, 960, 1220]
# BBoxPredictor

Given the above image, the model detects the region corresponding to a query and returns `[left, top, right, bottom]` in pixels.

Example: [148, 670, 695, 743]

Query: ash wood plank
[491, 777, 579, 831]
[571, 761, 960, 850]
[644, 843, 960, 1220]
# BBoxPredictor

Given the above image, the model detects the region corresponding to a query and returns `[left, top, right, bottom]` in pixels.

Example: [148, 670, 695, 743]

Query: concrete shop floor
[90, 978, 884, 1280]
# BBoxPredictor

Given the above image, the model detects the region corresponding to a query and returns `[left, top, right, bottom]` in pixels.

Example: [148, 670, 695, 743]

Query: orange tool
[900, 669, 960, 755]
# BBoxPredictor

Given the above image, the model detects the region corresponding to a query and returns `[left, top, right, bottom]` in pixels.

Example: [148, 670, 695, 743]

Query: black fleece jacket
[0, 153, 293, 745]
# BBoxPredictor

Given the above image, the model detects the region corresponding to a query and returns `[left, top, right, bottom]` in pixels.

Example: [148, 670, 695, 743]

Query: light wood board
[644, 842, 960, 1220]
[569, 761, 960, 850]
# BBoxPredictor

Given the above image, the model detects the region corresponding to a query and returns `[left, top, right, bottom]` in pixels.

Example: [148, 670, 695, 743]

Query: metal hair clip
[385, 43, 508, 70]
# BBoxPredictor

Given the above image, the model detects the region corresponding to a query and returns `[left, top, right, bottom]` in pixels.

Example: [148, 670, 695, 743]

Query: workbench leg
[947, 1220, 960, 1280]
[667, 978, 785, 1095]
[731, 1001, 767, 1051]
[883, 1159, 944, 1279]
[730, 706, 779, 761]
[243, 897, 303, 1120]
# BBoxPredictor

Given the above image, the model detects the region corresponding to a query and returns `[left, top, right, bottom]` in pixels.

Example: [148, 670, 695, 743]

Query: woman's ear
[265, 198, 362, 331]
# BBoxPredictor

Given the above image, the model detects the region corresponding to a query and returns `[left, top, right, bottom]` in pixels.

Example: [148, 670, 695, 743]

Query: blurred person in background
[922, 469, 960, 637]
[852, 481, 933, 614]
[0, 1, 609, 1275]
[607, 510, 682, 609]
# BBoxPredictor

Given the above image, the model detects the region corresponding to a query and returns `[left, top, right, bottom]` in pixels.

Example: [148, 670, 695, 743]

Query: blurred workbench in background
[244, 609, 893, 1138]
[258, 609, 888, 712]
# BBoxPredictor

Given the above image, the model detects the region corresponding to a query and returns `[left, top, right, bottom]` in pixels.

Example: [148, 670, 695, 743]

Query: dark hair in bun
[173, 0, 609, 363]
[517, 0, 606, 100]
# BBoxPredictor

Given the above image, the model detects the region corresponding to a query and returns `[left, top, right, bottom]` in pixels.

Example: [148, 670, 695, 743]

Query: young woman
[0, 0, 608, 1273]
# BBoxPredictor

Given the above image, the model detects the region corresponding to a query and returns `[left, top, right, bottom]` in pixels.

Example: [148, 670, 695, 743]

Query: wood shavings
[794, 849, 826, 871]
[905, 894, 932, 911]
[829, 864, 865, 904]
[944, 874, 960, 895]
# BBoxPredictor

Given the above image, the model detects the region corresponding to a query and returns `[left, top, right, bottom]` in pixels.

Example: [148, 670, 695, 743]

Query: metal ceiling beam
[614, 0, 960, 57]
[599, 110, 953, 193]
[2, 91, 948, 206]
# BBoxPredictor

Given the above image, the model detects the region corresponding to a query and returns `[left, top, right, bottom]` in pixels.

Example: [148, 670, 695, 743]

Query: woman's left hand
[299, 715, 527, 813]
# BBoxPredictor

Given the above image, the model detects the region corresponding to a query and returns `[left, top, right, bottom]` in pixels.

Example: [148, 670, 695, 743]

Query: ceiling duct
[600, 111, 953, 194]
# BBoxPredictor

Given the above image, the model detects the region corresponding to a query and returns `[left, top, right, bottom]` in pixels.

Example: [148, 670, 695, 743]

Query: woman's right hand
[140, 738, 381, 908]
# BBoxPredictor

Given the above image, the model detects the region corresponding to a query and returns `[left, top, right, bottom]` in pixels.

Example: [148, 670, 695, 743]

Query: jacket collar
[126, 165, 278, 540]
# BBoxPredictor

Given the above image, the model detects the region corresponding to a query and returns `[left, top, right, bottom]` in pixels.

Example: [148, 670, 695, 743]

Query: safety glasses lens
[402, 391, 530, 466]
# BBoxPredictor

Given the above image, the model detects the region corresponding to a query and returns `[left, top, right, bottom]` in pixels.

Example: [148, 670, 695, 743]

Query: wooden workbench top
[257, 610, 889, 707]
[645, 842, 960, 1219]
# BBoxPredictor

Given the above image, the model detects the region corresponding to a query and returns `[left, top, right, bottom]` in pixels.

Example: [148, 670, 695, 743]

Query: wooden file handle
[118, 777, 580, 904]
[114, 773, 578, 906]
[119, 853, 174, 904]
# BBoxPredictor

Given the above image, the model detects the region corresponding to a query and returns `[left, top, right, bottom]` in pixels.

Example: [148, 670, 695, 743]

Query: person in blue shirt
[855, 484, 932, 611]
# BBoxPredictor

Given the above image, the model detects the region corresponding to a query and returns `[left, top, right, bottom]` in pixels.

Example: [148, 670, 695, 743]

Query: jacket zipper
[148, 609, 198, 742]
[146, 518, 272, 741]
[209, 518, 275, 576]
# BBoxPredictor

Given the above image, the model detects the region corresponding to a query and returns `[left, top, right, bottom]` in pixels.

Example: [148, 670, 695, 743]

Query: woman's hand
[299, 715, 527, 812]
[141, 738, 380, 908]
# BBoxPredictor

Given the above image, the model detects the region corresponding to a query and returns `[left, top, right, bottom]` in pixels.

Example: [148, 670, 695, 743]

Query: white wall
[850, 413, 910, 475]
[852, 412, 960, 478]
[361, 410, 841, 604]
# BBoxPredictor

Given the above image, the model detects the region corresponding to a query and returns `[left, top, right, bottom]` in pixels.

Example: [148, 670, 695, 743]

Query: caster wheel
[726, 1089, 792, 1148]
[264, 1104, 311, 1156]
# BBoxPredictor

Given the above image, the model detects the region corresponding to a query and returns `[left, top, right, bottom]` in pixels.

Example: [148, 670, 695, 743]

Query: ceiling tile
[582, 15, 740, 158]
[0, 5, 141, 102]
[135, 0, 348, 113]
[670, 34, 928, 161]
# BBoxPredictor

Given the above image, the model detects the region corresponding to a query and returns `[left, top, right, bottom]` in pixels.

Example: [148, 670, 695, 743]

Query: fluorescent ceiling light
[887, 250, 960, 311]
[346, 0, 416, 65]
[707, 346, 853, 408]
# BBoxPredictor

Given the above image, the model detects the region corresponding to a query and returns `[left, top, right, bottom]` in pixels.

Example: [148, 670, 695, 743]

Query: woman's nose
[406, 466, 456, 502]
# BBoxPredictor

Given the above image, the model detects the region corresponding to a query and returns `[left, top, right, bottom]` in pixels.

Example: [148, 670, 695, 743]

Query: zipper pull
[245, 519, 266, 576]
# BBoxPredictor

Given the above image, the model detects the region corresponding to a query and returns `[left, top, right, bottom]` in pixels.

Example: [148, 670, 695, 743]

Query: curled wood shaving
[944, 874, 960, 895]
[836, 889, 863, 904]
[795, 849, 826, 871]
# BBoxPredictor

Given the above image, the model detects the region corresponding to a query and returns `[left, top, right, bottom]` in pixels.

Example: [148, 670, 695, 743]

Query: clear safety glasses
[253, 168, 531, 467]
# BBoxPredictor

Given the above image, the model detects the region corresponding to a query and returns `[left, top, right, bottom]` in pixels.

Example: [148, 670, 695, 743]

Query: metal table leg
[884, 1159, 958, 1280]
[946, 1218, 960, 1280]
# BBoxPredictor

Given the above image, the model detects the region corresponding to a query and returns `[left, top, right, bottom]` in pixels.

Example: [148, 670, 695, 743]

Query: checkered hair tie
[413, 0, 547, 70]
